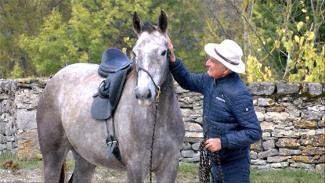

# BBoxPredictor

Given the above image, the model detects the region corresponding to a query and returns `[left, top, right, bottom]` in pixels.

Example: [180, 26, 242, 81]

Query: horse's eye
[161, 50, 167, 56]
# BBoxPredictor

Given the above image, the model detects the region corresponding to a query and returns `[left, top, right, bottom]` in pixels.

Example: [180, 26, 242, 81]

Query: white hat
[204, 39, 245, 73]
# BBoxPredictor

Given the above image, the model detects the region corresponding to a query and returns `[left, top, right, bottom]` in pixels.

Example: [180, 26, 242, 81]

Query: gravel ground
[0, 167, 198, 183]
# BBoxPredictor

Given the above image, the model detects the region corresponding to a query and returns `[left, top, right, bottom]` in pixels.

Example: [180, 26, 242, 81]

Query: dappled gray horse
[37, 11, 184, 183]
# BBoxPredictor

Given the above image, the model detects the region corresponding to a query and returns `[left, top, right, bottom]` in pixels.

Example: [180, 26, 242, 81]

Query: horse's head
[132, 10, 169, 106]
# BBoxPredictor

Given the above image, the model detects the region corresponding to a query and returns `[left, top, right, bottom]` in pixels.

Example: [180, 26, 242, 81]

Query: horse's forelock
[141, 22, 157, 33]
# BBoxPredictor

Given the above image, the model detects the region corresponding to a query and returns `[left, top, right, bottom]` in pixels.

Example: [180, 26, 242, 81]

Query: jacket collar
[213, 72, 238, 84]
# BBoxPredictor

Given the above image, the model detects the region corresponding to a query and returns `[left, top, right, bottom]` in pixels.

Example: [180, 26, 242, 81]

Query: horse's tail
[59, 161, 66, 183]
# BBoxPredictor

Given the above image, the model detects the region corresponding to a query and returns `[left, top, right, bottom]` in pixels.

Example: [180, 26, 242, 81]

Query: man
[168, 38, 262, 183]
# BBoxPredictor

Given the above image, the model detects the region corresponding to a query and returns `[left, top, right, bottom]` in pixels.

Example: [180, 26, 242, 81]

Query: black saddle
[91, 48, 132, 120]
[98, 48, 132, 77]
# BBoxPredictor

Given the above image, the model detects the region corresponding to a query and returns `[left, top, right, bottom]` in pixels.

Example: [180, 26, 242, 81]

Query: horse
[36, 10, 185, 183]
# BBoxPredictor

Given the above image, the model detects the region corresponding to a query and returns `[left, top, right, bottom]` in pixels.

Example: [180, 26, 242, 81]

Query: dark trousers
[211, 156, 250, 183]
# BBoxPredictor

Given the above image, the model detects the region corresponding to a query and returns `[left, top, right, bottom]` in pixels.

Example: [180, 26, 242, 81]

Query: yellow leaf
[294, 35, 300, 43]
[297, 21, 304, 31]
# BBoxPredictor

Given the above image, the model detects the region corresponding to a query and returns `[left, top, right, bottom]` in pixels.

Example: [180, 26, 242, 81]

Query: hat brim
[204, 43, 245, 74]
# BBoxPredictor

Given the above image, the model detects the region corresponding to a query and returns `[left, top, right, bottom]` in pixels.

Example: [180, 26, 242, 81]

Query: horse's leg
[155, 154, 179, 183]
[68, 150, 96, 183]
[37, 98, 70, 183]
[126, 161, 146, 183]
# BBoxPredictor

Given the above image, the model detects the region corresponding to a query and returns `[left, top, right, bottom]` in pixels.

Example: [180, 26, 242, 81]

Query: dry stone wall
[0, 79, 324, 172]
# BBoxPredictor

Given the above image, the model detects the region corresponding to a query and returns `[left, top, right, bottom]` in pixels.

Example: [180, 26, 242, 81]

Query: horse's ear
[158, 10, 168, 33]
[133, 12, 142, 35]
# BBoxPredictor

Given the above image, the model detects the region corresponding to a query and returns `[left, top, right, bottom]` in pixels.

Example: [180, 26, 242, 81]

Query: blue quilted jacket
[170, 59, 262, 162]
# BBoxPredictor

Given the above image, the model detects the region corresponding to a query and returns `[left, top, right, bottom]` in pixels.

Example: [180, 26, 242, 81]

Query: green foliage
[277, 21, 325, 82]
[246, 56, 273, 83]
[0, 0, 72, 78]
[1, 0, 324, 82]
[18, 0, 207, 76]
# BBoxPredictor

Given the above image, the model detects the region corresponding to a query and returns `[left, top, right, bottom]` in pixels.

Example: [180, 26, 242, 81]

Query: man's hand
[204, 138, 222, 152]
[167, 36, 176, 63]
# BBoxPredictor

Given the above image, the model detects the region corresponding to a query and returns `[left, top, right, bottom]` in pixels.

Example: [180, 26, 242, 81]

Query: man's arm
[221, 92, 262, 149]
[168, 37, 206, 93]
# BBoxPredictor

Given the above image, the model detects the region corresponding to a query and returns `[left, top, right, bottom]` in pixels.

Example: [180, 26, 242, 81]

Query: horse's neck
[160, 73, 175, 95]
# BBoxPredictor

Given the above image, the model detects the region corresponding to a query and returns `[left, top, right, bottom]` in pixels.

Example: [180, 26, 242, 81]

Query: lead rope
[149, 87, 161, 183]
[199, 133, 224, 183]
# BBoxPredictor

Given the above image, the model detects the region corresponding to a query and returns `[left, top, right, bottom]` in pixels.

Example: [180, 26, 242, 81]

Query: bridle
[134, 63, 161, 102]
[133, 55, 168, 182]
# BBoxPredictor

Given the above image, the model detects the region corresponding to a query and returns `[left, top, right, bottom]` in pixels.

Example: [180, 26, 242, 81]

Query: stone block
[185, 132, 203, 143]
[250, 151, 257, 159]
[290, 162, 315, 170]
[267, 156, 290, 163]
[0, 144, 6, 151]
[182, 142, 192, 150]
[263, 139, 275, 150]
[182, 155, 200, 163]
[258, 149, 279, 159]
[260, 122, 274, 132]
[184, 122, 202, 132]
[302, 83, 323, 96]
[16, 109, 37, 130]
[318, 120, 325, 127]
[181, 150, 195, 158]
[266, 105, 286, 112]
[270, 162, 289, 168]
[255, 111, 265, 121]
[264, 112, 289, 122]
[293, 119, 318, 129]
[273, 129, 298, 138]
[257, 98, 275, 107]
[301, 110, 322, 121]
[16, 129, 41, 160]
[0, 134, 6, 143]
[317, 155, 325, 163]
[276, 138, 299, 148]
[279, 148, 301, 156]
[299, 134, 325, 147]
[251, 140, 263, 151]
[301, 146, 325, 155]
[276, 82, 300, 95]
[292, 155, 317, 164]
[251, 159, 267, 165]
[0, 122, 5, 135]
[315, 164, 325, 172]
[191, 142, 200, 151]
[248, 82, 275, 95]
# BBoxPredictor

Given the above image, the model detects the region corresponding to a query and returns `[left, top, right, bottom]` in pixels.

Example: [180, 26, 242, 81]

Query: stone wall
[0, 79, 324, 172]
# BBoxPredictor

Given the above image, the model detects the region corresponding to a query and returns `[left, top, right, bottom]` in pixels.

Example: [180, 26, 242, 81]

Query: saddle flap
[91, 96, 112, 120]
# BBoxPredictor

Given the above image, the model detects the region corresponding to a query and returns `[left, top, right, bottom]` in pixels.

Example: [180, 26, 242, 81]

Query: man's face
[205, 56, 228, 78]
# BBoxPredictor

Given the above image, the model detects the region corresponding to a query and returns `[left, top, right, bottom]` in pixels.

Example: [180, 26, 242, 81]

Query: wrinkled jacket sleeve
[221, 92, 262, 149]
[169, 58, 206, 94]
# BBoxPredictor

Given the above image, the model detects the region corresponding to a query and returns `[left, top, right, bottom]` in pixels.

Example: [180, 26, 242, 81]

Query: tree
[19, 0, 207, 76]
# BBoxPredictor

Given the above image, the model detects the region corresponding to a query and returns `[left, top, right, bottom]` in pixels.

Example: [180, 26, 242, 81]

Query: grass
[0, 152, 41, 170]
[0, 153, 324, 183]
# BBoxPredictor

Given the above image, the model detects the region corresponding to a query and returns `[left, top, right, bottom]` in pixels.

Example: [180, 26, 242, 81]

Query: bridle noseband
[134, 63, 161, 102]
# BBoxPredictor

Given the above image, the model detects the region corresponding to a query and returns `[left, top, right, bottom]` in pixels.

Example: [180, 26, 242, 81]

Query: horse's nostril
[146, 89, 152, 99]
[135, 92, 140, 99]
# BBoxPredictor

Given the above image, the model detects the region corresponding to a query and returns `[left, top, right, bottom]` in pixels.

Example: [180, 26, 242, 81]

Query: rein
[199, 132, 224, 183]
[134, 63, 161, 183]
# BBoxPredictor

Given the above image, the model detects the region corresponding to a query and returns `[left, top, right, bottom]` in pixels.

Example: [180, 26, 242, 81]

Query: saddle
[91, 48, 132, 120]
